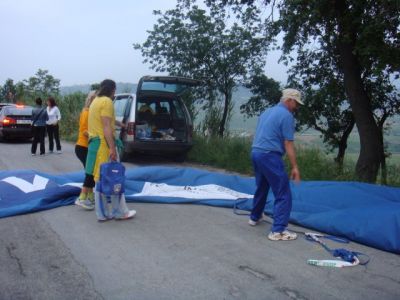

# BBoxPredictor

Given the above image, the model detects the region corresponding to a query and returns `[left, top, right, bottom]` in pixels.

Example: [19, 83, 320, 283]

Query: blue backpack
[97, 161, 125, 197]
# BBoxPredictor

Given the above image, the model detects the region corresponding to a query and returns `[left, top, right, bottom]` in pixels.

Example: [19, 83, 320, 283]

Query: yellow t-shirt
[87, 96, 116, 181]
[88, 96, 115, 139]
[76, 108, 89, 148]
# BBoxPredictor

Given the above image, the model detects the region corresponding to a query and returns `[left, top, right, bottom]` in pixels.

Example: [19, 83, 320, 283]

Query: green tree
[368, 76, 400, 184]
[24, 69, 60, 100]
[134, 0, 270, 136]
[1, 79, 16, 103]
[285, 49, 357, 167]
[14, 81, 27, 103]
[58, 92, 86, 139]
[221, 0, 400, 182]
[240, 72, 356, 169]
[239, 73, 281, 118]
[90, 83, 100, 91]
[297, 88, 355, 167]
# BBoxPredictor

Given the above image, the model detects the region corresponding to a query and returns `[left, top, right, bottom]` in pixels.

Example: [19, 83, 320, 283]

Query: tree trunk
[378, 117, 388, 185]
[218, 91, 231, 137]
[335, 116, 355, 168]
[338, 45, 383, 182]
[335, 1, 383, 182]
[381, 151, 387, 185]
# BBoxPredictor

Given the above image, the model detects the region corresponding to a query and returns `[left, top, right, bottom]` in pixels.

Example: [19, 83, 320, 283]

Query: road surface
[0, 140, 399, 300]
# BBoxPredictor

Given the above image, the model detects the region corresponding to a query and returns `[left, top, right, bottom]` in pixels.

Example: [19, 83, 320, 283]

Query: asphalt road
[0, 140, 399, 300]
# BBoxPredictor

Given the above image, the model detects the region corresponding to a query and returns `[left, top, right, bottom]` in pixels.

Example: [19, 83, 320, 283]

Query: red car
[0, 105, 34, 141]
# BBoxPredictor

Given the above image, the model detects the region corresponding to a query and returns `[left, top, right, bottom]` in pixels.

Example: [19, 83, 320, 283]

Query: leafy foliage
[221, 0, 400, 182]
[0, 79, 17, 103]
[1, 69, 60, 105]
[23, 69, 60, 101]
[58, 92, 86, 140]
[90, 83, 100, 91]
[239, 73, 281, 117]
[134, 0, 270, 136]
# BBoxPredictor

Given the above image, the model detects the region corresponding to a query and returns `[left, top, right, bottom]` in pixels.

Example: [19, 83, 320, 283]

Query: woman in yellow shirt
[86, 79, 136, 221]
[75, 91, 97, 209]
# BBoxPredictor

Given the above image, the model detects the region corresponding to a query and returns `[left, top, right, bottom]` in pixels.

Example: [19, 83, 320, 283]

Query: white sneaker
[268, 230, 297, 241]
[115, 210, 136, 220]
[81, 199, 94, 210]
[56, 150, 62, 154]
[248, 219, 258, 226]
[248, 216, 263, 226]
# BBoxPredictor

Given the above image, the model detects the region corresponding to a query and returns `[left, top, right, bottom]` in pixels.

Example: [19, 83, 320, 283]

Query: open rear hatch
[137, 76, 201, 96]
[135, 76, 200, 143]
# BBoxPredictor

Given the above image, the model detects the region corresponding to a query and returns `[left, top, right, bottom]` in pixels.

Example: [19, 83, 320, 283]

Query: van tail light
[2, 117, 16, 126]
[126, 122, 135, 136]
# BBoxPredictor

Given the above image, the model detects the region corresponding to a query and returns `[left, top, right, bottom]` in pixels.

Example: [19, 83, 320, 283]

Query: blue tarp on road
[0, 166, 399, 253]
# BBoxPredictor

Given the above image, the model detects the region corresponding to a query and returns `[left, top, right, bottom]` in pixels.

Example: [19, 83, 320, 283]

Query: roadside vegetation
[188, 134, 400, 187]
[1, 69, 399, 187]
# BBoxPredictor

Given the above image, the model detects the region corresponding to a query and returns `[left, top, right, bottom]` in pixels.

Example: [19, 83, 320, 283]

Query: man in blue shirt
[249, 88, 303, 241]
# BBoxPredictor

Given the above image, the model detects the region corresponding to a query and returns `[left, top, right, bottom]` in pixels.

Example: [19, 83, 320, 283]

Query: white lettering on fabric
[131, 182, 253, 200]
[1, 175, 49, 193]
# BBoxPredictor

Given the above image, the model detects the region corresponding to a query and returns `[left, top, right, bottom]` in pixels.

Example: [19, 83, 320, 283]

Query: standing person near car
[46, 97, 62, 154]
[249, 88, 303, 241]
[31, 97, 48, 156]
[86, 79, 135, 221]
[74, 91, 97, 210]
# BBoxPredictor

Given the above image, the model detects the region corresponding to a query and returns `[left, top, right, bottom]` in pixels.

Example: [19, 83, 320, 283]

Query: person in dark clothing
[31, 97, 48, 156]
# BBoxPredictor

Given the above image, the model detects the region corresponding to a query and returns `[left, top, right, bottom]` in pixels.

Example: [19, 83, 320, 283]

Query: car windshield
[4, 106, 32, 115]
[141, 81, 189, 94]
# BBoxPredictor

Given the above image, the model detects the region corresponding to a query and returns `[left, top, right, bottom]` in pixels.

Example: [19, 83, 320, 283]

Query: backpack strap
[32, 108, 45, 125]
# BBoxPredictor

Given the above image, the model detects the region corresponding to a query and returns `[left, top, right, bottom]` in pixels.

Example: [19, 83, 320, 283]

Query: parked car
[0, 105, 33, 141]
[0, 103, 16, 112]
[113, 76, 200, 161]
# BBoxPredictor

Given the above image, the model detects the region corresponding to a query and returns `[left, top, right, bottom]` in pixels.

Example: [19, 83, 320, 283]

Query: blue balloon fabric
[0, 166, 399, 253]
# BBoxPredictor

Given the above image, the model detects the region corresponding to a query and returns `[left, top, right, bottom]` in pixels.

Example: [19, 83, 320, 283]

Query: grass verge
[187, 135, 400, 186]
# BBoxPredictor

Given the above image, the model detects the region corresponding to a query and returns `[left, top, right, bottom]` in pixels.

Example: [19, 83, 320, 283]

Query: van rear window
[141, 82, 187, 94]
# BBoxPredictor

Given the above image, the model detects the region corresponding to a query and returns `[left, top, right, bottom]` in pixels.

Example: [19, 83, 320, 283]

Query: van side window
[114, 98, 129, 117]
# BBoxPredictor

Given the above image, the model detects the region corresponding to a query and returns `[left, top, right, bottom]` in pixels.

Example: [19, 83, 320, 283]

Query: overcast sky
[0, 0, 286, 87]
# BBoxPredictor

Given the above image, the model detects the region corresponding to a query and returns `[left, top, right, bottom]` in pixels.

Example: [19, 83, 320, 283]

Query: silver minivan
[114, 76, 200, 161]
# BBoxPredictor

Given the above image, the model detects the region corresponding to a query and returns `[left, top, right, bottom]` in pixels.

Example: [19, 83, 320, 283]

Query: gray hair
[84, 90, 97, 108]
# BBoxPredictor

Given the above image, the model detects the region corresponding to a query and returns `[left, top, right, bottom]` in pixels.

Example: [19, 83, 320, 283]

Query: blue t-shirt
[252, 103, 295, 155]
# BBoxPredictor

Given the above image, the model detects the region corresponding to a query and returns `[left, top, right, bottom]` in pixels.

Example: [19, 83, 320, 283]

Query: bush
[292, 146, 356, 181]
[57, 92, 86, 141]
[187, 134, 398, 186]
[187, 135, 253, 174]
